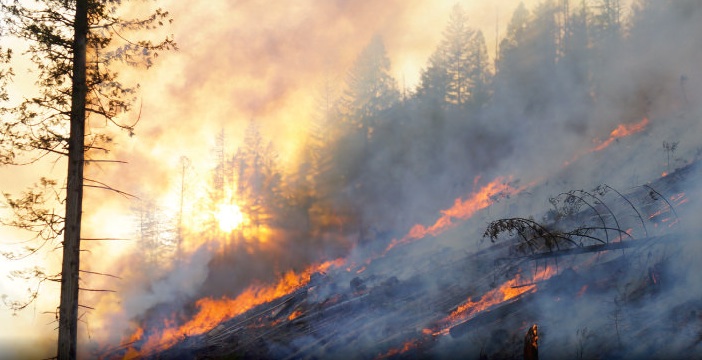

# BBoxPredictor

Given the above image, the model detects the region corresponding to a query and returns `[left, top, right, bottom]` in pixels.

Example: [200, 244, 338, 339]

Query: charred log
[524, 324, 539, 360]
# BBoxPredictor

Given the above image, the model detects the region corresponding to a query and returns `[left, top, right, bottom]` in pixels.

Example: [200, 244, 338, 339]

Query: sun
[215, 203, 245, 233]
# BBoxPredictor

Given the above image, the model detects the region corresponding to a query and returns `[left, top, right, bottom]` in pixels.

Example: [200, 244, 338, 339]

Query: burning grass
[384, 177, 518, 254]
[591, 117, 650, 152]
[117, 259, 344, 358]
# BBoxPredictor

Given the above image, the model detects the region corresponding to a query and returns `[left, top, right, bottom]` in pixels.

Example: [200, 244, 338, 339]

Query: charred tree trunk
[524, 324, 538, 360]
[57, 1, 88, 358]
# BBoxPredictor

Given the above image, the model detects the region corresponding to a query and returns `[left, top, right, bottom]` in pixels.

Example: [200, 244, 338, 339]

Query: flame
[384, 177, 516, 253]
[427, 266, 557, 336]
[591, 117, 649, 152]
[648, 192, 685, 228]
[670, 192, 687, 206]
[376, 339, 420, 359]
[448, 275, 533, 322]
[123, 258, 344, 357]
[288, 309, 303, 321]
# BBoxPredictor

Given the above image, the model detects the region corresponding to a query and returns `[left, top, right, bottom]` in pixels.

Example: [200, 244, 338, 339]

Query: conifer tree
[343, 35, 399, 142]
[0, 1, 175, 357]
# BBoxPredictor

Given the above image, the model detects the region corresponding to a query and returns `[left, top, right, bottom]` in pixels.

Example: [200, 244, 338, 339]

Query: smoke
[76, 0, 702, 358]
[88, 244, 215, 349]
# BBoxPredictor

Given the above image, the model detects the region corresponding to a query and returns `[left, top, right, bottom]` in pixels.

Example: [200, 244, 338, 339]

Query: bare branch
[83, 178, 137, 199]
[78, 288, 116, 293]
[79, 269, 122, 280]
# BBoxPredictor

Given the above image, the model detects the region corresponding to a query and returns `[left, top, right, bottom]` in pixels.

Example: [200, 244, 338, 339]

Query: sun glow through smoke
[215, 203, 245, 233]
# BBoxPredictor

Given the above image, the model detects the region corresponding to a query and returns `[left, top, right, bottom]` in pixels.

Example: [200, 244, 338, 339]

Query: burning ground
[102, 149, 702, 359]
[77, 1, 702, 359]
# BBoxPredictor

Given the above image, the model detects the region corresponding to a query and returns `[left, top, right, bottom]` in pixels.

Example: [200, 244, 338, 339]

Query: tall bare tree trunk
[58, 0, 88, 358]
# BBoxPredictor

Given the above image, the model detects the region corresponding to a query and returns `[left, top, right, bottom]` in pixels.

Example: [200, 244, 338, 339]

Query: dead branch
[80, 237, 131, 241]
[78, 287, 116, 293]
[552, 191, 610, 243]
[599, 184, 648, 237]
[79, 269, 122, 279]
[83, 178, 137, 198]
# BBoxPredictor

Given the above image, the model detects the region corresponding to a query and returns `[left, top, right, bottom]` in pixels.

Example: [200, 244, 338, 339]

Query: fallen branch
[496, 234, 677, 263]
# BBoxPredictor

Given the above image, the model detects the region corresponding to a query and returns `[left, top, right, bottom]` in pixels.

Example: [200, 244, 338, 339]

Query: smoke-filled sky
[1, 0, 549, 355]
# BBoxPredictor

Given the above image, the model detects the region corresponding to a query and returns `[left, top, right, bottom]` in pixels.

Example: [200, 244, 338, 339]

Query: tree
[466, 30, 492, 109]
[0, 1, 175, 358]
[343, 35, 399, 143]
[229, 121, 285, 232]
[498, 1, 530, 74]
[290, 79, 347, 237]
[134, 198, 177, 272]
[592, 0, 622, 41]
[495, 1, 563, 115]
[417, 4, 492, 108]
[442, 4, 473, 106]
[416, 50, 450, 105]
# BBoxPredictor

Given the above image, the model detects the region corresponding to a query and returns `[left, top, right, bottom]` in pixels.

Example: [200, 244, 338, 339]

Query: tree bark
[57, 0, 88, 358]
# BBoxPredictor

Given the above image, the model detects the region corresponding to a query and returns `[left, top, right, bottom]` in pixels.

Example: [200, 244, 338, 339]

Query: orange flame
[591, 117, 649, 152]
[384, 177, 516, 253]
[288, 309, 303, 321]
[670, 192, 687, 206]
[376, 339, 420, 359]
[576, 285, 588, 298]
[427, 266, 557, 336]
[448, 275, 533, 322]
[124, 258, 344, 357]
[119, 326, 144, 359]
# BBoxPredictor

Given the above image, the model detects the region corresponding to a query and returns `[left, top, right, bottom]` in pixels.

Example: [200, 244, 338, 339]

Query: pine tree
[442, 4, 474, 106]
[498, 1, 530, 74]
[466, 30, 492, 109]
[0, 1, 175, 357]
[417, 51, 450, 105]
[417, 4, 492, 108]
[343, 35, 399, 143]
[230, 121, 284, 232]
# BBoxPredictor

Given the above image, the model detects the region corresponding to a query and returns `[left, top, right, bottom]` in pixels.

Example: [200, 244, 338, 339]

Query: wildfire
[121, 258, 344, 357]
[591, 117, 649, 152]
[384, 177, 516, 253]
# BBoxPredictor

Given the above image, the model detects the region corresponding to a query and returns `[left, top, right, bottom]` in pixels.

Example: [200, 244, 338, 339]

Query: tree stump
[524, 324, 538, 360]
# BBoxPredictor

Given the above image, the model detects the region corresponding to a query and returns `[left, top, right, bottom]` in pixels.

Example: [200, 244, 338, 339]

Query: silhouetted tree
[442, 4, 474, 106]
[342, 35, 400, 145]
[229, 121, 285, 232]
[498, 2, 530, 74]
[466, 30, 492, 109]
[495, 1, 563, 115]
[0, 1, 175, 357]
[417, 4, 492, 109]
[417, 50, 450, 106]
